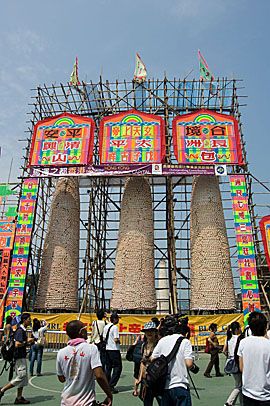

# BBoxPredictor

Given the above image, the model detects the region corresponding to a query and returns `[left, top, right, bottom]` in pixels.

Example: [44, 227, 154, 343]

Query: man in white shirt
[238, 312, 270, 406]
[103, 313, 122, 394]
[56, 320, 112, 406]
[152, 316, 196, 406]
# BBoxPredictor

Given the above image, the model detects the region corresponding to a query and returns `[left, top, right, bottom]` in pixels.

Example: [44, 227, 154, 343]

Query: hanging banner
[0, 221, 16, 325]
[30, 312, 243, 346]
[28, 113, 95, 167]
[259, 216, 270, 270]
[173, 109, 243, 165]
[230, 175, 261, 317]
[99, 110, 166, 165]
[29, 164, 215, 178]
[5, 179, 38, 319]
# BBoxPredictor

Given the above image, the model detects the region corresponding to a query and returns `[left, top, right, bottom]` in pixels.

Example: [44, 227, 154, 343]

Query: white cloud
[5, 29, 46, 56]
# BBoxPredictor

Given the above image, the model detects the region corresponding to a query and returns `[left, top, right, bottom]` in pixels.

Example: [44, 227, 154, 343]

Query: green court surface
[0, 353, 240, 405]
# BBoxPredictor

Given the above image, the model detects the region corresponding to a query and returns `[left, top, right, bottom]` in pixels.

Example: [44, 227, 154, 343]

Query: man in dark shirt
[0, 313, 34, 404]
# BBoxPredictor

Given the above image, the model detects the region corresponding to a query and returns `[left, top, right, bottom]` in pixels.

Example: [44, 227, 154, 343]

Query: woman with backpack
[29, 319, 47, 376]
[223, 321, 243, 406]
[135, 321, 161, 406]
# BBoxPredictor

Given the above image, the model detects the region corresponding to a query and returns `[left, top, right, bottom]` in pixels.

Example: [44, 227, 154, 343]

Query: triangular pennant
[133, 53, 147, 83]
[69, 57, 81, 86]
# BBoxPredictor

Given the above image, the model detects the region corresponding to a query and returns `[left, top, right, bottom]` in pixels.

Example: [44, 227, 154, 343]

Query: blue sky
[0, 0, 269, 183]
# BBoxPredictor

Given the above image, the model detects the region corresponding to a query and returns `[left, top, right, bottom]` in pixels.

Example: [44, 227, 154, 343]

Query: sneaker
[216, 373, 224, 377]
[36, 373, 42, 377]
[14, 397, 31, 404]
[204, 373, 212, 378]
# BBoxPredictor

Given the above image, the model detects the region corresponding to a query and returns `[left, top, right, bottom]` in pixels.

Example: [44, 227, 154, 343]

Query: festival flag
[134, 53, 147, 83]
[69, 57, 80, 86]
[198, 50, 214, 81]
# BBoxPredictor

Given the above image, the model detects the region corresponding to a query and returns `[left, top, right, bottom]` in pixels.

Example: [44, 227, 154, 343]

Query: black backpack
[1, 337, 15, 363]
[146, 336, 185, 396]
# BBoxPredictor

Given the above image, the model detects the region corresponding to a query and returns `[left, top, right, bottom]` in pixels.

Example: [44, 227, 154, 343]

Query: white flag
[133, 53, 147, 83]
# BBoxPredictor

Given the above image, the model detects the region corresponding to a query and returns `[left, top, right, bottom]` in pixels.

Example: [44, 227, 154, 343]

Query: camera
[189, 363, 200, 374]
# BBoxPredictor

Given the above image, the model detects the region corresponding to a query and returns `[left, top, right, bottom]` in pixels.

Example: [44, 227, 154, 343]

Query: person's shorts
[10, 358, 28, 388]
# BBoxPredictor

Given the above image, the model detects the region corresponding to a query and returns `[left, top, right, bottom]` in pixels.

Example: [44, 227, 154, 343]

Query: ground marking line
[29, 376, 132, 395]
[29, 376, 62, 394]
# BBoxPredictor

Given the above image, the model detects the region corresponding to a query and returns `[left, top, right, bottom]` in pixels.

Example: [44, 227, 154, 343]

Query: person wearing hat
[136, 321, 161, 405]
[102, 313, 122, 394]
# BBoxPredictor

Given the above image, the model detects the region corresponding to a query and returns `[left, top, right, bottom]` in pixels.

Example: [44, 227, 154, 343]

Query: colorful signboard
[172, 109, 243, 165]
[5, 179, 38, 319]
[259, 216, 270, 270]
[99, 110, 166, 164]
[0, 221, 16, 250]
[29, 164, 215, 178]
[230, 175, 261, 317]
[29, 113, 95, 167]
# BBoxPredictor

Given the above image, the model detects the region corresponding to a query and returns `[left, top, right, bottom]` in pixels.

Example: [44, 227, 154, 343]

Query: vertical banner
[259, 216, 270, 271]
[5, 179, 38, 319]
[0, 221, 16, 325]
[230, 175, 261, 319]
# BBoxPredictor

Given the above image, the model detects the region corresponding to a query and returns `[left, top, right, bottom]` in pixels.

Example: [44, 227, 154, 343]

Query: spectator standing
[151, 317, 196, 406]
[30, 319, 47, 376]
[136, 321, 160, 405]
[56, 320, 112, 406]
[223, 321, 243, 406]
[238, 312, 270, 406]
[0, 313, 34, 405]
[103, 313, 122, 394]
[130, 333, 144, 397]
[91, 309, 107, 370]
[204, 323, 224, 378]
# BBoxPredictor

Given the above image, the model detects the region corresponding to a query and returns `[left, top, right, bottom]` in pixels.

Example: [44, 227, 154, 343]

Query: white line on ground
[29, 376, 132, 395]
[29, 376, 62, 394]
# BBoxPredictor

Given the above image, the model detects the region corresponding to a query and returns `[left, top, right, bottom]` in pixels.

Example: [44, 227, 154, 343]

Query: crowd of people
[57, 312, 198, 405]
[0, 311, 269, 405]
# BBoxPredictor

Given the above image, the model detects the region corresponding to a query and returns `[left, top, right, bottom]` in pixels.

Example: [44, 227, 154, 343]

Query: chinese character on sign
[44, 129, 59, 138]
[186, 126, 201, 136]
[211, 126, 226, 136]
[211, 139, 228, 148]
[112, 126, 120, 137]
[67, 128, 82, 138]
[52, 153, 67, 164]
[111, 140, 127, 148]
[136, 140, 152, 148]
[108, 152, 117, 162]
[42, 141, 58, 151]
[186, 139, 203, 148]
[128, 324, 142, 333]
[201, 151, 216, 162]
